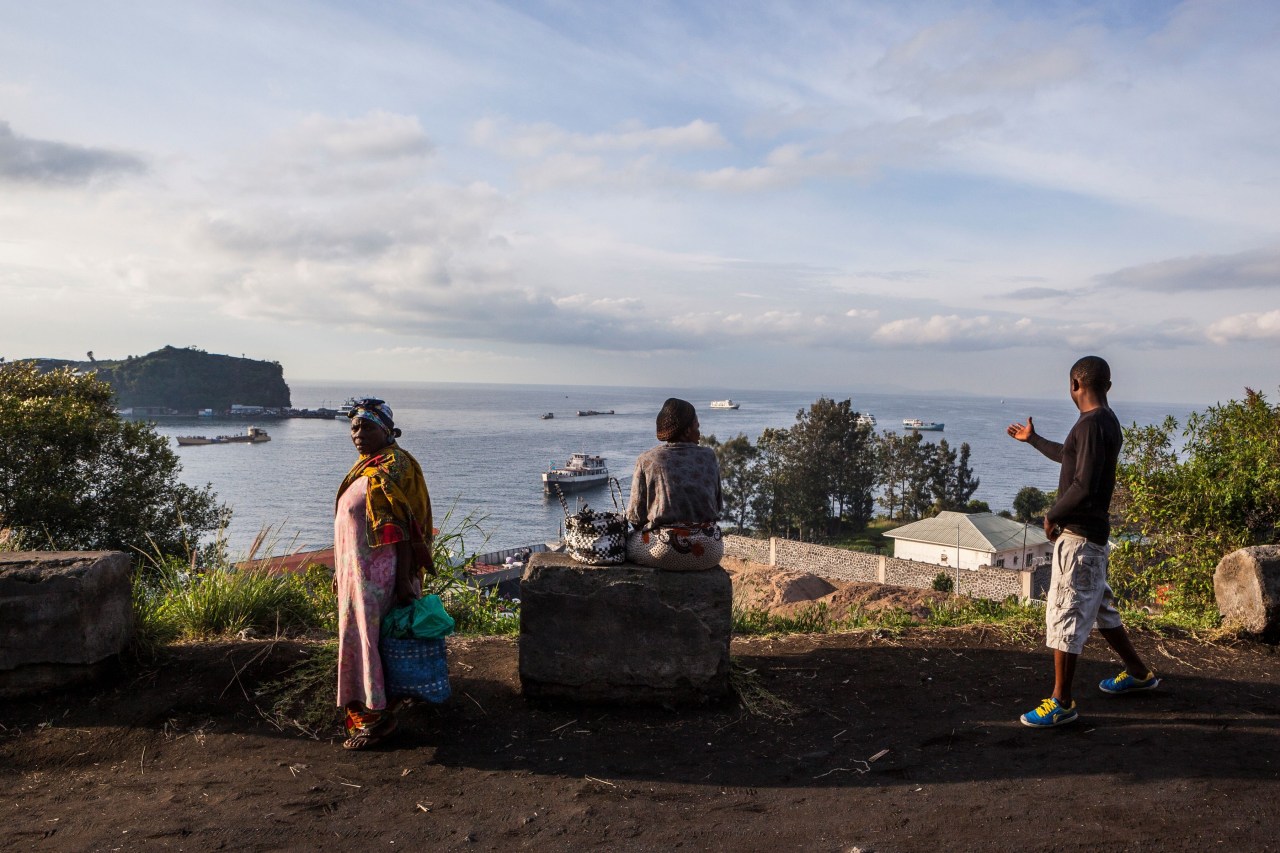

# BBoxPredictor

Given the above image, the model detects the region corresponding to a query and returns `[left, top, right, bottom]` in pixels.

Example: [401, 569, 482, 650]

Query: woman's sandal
[342, 713, 398, 750]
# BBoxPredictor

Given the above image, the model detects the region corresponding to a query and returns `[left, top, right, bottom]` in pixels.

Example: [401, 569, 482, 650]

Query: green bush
[1111, 389, 1280, 613]
[0, 361, 229, 557]
[931, 572, 954, 593]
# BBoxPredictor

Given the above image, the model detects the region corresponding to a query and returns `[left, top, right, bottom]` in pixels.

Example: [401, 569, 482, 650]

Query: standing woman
[334, 399, 434, 749]
[625, 398, 725, 570]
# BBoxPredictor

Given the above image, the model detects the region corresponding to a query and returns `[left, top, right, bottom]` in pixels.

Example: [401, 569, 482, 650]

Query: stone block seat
[1215, 545, 1280, 636]
[518, 551, 732, 705]
[0, 551, 135, 698]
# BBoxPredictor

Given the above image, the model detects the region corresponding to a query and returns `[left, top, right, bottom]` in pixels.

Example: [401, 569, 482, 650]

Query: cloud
[0, 121, 146, 185]
[1099, 249, 1280, 293]
[1004, 286, 1070, 300]
[872, 314, 997, 347]
[472, 117, 727, 159]
[1207, 310, 1280, 344]
[288, 111, 435, 162]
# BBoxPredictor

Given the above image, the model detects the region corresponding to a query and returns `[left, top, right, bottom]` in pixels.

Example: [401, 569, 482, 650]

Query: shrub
[0, 361, 228, 556]
[931, 572, 955, 593]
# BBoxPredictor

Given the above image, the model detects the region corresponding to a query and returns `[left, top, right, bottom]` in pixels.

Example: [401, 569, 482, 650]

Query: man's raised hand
[1007, 415, 1035, 442]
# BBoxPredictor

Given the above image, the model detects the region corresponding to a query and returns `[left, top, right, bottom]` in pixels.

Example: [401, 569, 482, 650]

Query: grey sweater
[626, 443, 723, 531]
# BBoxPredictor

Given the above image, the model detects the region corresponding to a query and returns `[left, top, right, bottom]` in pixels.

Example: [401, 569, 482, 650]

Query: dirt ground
[4, 623, 1280, 853]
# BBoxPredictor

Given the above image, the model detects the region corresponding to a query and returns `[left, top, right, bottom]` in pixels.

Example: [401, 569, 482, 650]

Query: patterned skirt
[626, 522, 724, 571]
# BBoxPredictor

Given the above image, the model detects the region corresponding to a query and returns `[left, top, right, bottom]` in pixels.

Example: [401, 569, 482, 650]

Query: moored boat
[709, 399, 740, 409]
[176, 426, 272, 446]
[542, 453, 609, 491]
[902, 418, 944, 431]
[856, 413, 877, 428]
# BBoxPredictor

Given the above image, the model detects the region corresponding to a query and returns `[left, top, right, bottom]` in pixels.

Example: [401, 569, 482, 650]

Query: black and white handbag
[556, 479, 628, 566]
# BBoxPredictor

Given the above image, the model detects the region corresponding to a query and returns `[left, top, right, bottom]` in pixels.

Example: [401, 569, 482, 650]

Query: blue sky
[2, 0, 1278, 404]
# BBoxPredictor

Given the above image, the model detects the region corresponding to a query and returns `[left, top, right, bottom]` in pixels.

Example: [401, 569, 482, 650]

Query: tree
[750, 427, 793, 537]
[1013, 486, 1051, 523]
[1111, 389, 1280, 611]
[702, 433, 759, 533]
[790, 397, 877, 533]
[0, 362, 229, 556]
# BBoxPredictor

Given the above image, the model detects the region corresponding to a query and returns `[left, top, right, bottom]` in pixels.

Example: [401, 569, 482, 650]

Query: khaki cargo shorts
[1045, 532, 1122, 654]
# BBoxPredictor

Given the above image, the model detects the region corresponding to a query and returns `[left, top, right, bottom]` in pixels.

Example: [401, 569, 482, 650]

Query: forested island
[24, 345, 291, 412]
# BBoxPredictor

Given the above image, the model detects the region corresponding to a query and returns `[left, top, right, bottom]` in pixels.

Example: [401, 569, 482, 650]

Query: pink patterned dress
[334, 477, 419, 710]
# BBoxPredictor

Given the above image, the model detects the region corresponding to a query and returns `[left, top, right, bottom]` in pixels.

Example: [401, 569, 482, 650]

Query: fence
[724, 535, 1048, 603]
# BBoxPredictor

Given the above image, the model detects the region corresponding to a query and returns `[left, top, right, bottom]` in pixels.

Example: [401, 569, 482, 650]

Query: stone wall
[723, 535, 770, 565]
[725, 534, 1033, 603]
[773, 538, 880, 583]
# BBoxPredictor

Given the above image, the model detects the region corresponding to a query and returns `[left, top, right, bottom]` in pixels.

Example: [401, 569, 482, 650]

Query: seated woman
[334, 399, 434, 750]
[625, 398, 724, 570]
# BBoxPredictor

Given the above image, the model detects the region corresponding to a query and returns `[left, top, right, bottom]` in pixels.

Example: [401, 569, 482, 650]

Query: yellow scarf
[337, 443, 433, 569]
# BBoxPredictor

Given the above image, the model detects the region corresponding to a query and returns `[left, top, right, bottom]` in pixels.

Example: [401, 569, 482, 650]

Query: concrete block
[0, 551, 135, 697]
[1214, 545, 1280, 635]
[519, 551, 731, 705]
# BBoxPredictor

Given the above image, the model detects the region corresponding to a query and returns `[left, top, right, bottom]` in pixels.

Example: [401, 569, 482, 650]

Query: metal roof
[884, 511, 1050, 552]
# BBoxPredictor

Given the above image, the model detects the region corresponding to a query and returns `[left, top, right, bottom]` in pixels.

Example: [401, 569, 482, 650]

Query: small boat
[709, 399, 740, 410]
[902, 418, 944, 431]
[540, 412, 555, 420]
[542, 453, 609, 491]
[856, 413, 877, 428]
[176, 426, 272, 446]
[576, 409, 615, 416]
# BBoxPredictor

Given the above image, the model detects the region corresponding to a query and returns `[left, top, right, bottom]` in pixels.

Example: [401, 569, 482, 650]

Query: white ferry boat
[542, 453, 609, 491]
[176, 426, 272, 446]
[902, 418, 944, 431]
[856, 413, 877, 428]
[709, 399, 740, 409]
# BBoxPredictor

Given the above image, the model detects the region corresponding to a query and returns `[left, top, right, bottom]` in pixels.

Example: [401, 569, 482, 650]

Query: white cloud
[1207, 310, 1280, 344]
[472, 117, 727, 159]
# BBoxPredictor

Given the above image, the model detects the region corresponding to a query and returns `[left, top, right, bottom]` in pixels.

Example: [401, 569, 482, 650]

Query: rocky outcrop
[0, 551, 135, 697]
[519, 552, 731, 705]
[1214, 545, 1280, 635]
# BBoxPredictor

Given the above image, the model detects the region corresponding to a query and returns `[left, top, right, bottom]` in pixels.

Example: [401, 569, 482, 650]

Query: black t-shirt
[1031, 407, 1121, 545]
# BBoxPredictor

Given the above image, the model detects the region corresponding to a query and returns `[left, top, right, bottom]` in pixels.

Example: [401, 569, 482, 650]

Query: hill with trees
[25, 345, 291, 411]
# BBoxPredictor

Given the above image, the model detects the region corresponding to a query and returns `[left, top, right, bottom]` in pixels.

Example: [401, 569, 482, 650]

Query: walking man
[1007, 355, 1158, 728]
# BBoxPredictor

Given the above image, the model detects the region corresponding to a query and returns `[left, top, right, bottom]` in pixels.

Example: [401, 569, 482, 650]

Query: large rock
[519, 551, 732, 705]
[1214, 545, 1280, 635]
[0, 551, 135, 697]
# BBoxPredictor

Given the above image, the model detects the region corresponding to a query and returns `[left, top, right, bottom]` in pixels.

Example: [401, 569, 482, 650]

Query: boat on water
[542, 453, 609, 491]
[856, 413, 877, 428]
[176, 426, 272, 446]
[576, 409, 615, 416]
[336, 397, 362, 418]
[709, 399, 740, 410]
[902, 418, 944, 431]
[540, 412, 555, 419]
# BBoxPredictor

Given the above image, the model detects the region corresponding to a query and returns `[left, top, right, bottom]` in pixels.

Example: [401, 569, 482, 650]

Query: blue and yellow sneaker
[1099, 670, 1160, 694]
[1020, 697, 1078, 728]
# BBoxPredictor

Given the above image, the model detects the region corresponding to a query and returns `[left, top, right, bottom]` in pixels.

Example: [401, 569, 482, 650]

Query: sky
[1, 0, 1278, 405]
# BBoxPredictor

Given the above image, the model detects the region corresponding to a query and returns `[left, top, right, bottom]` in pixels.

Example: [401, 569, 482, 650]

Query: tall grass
[133, 508, 519, 650]
[133, 557, 334, 648]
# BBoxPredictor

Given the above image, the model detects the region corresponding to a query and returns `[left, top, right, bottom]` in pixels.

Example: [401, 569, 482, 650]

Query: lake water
[153, 382, 1194, 557]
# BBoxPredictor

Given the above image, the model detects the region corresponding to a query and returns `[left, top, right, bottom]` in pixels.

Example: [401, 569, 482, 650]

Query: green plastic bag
[381, 594, 455, 640]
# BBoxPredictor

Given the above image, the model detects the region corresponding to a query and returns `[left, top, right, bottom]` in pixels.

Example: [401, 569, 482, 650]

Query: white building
[885, 511, 1052, 571]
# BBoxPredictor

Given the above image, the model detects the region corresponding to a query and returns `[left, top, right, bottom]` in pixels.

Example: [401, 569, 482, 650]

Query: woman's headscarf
[348, 398, 401, 439]
[338, 399, 432, 570]
[656, 397, 697, 442]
